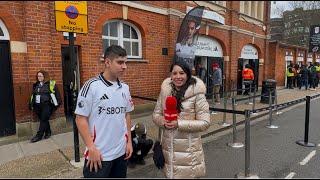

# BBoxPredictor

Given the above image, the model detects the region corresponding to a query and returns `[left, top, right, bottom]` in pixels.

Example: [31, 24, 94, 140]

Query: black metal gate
[0, 40, 16, 136]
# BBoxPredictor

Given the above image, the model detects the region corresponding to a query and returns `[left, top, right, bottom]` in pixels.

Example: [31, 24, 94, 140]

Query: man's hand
[124, 141, 133, 160]
[86, 146, 103, 173]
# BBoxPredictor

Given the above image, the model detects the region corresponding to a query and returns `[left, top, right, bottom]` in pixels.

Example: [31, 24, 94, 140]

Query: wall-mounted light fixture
[162, 48, 168, 55]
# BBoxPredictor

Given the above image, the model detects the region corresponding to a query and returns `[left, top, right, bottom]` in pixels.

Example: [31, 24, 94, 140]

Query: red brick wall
[0, 1, 270, 124]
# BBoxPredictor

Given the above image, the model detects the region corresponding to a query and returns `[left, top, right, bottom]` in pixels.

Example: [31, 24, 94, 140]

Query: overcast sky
[270, 1, 292, 18]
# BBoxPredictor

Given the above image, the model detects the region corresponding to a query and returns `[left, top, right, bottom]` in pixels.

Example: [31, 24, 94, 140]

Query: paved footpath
[0, 87, 320, 178]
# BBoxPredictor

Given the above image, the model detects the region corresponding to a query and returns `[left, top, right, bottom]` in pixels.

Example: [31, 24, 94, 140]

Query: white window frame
[102, 20, 142, 59]
[210, 1, 226, 7]
[0, 19, 10, 40]
[240, 1, 264, 21]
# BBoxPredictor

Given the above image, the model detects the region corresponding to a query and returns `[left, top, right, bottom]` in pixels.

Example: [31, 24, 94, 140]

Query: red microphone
[164, 96, 178, 121]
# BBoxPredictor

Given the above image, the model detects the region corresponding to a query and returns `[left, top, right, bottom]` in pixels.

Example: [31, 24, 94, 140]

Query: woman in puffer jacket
[153, 60, 210, 178]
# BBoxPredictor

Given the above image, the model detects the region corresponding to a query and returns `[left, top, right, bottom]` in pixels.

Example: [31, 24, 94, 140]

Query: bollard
[266, 89, 279, 129]
[228, 98, 244, 148]
[220, 92, 231, 127]
[247, 83, 253, 105]
[251, 85, 257, 115]
[69, 33, 80, 163]
[235, 110, 258, 178]
[296, 96, 316, 147]
[244, 110, 250, 177]
[274, 88, 282, 115]
[211, 91, 218, 115]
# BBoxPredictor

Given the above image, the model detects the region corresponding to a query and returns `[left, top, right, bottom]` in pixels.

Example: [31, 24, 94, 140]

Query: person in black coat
[299, 65, 309, 90]
[29, 70, 61, 143]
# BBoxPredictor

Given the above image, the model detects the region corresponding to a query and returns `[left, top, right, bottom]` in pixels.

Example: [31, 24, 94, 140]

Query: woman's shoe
[44, 132, 51, 139]
[30, 135, 42, 143]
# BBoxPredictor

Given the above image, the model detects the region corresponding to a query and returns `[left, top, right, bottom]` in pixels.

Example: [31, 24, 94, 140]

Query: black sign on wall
[309, 25, 320, 53]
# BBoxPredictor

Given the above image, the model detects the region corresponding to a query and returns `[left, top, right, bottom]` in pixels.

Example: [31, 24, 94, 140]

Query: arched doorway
[194, 35, 224, 98]
[0, 19, 15, 137]
[237, 44, 259, 94]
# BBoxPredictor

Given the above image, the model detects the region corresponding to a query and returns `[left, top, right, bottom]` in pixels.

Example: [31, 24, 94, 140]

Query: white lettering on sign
[297, 57, 304, 61]
[240, 45, 258, 59]
[195, 36, 223, 57]
[285, 56, 293, 61]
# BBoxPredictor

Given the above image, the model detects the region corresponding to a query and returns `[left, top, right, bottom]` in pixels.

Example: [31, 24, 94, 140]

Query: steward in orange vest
[242, 64, 254, 81]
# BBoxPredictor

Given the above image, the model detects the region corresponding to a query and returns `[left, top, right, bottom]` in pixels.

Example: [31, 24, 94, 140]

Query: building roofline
[269, 40, 309, 50]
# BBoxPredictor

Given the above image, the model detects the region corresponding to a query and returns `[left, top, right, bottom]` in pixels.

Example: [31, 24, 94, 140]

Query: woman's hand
[164, 120, 178, 129]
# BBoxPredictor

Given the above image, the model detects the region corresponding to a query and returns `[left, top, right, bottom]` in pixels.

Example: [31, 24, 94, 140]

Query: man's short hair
[104, 45, 127, 60]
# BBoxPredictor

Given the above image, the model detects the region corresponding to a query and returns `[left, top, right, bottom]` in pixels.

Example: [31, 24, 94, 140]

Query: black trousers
[83, 154, 127, 178]
[34, 103, 53, 137]
[243, 80, 253, 95]
[130, 139, 153, 163]
[287, 77, 293, 88]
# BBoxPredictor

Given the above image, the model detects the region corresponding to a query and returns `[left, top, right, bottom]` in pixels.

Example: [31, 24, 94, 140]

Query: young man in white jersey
[75, 45, 134, 178]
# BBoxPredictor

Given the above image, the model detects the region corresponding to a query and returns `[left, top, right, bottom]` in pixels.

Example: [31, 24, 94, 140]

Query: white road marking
[285, 172, 296, 179]
[299, 150, 316, 166]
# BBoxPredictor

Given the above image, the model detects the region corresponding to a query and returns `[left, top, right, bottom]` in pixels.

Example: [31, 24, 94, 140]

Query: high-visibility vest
[30, 80, 56, 104]
[316, 66, 320, 72]
[287, 68, 294, 77]
[242, 68, 254, 80]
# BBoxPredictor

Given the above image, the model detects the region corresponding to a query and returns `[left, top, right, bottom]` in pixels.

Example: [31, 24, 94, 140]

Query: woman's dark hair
[36, 70, 50, 82]
[170, 60, 196, 112]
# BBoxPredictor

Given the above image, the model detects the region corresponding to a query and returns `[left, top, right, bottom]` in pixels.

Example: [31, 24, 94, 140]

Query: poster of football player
[175, 6, 204, 70]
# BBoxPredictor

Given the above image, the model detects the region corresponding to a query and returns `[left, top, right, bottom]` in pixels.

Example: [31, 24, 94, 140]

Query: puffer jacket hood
[153, 76, 210, 178]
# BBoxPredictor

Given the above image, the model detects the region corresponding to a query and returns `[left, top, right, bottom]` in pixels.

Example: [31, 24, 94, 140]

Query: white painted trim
[108, 1, 168, 15]
[0, 19, 10, 40]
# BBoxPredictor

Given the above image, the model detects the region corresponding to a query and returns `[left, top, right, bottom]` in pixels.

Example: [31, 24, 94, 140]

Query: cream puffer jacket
[153, 76, 210, 179]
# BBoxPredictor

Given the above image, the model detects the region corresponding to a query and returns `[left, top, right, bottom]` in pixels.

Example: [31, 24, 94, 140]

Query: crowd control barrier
[132, 91, 320, 178]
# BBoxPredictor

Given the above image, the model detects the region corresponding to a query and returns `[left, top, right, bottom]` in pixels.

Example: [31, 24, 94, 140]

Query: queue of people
[287, 62, 320, 90]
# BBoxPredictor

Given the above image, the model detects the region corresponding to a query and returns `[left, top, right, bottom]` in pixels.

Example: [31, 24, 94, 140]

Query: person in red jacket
[242, 64, 254, 95]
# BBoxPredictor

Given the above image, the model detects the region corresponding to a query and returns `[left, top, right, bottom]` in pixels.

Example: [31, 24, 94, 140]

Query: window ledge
[99, 56, 148, 63]
[127, 59, 149, 63]
[239, 13, 264, 27]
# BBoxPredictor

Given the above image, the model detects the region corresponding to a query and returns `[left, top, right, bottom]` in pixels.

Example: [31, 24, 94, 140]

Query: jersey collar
[99, 72, 122, 88]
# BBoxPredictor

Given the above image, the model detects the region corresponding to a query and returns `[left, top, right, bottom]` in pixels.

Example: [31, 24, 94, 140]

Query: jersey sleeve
[125, 86, 134, 113]
[75, 81, 94, 117]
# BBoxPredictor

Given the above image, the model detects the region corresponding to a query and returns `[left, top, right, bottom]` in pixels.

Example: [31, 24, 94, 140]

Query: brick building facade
[269, 41, 320, 86]
[0, 1, 271, 138]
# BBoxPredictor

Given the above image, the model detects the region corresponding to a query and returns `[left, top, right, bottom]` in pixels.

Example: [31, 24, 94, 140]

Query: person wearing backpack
[29, 70, 61, 143]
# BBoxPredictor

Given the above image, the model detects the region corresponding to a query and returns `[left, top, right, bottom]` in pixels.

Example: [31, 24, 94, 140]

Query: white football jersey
[75, 73, 134, 161]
